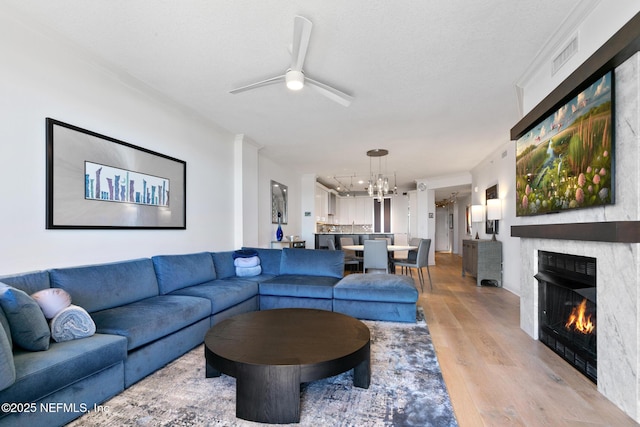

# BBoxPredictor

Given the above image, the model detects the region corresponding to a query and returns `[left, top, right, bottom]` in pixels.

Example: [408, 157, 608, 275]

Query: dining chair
[396, 237, 420, 274]
[363, 239, 389, 274]
[393, 233, 409, 261]
[340, 237, 363, 262]
[374, 237, 394, 270]
[329, 238, 359, 272]
[395, 238, 433, 291]
[327, 239, 336, 250]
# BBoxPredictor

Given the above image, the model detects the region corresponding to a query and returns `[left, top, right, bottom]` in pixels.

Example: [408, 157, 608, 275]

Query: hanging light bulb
[366, 149, 391, 199]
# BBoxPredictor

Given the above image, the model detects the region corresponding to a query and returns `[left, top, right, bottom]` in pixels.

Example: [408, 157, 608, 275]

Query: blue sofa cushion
[260, 295, 334, 311]
[211, 252, 237, 279]
[0, 271, 50, 295]
[49, 259, 159, 313]
[259, 275, 339, 299]
[0, 307, 11, 348]
[90, 295, 210, 351]
[232, 273, 276, 283]
[0, 322, 15, 391]
[0, 283, 50, 351]
[279, 248, 344, 279]
[152, 253, 216, 294]
[333, 274, 419, 302]
[169, 279, 259, 314]
[241, 247, 282, 275]
[0, 333, 127, 404]
[333, 299, 417, 323]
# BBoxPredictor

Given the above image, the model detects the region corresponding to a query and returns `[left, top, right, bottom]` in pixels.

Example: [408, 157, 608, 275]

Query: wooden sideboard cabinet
[462, 239, 502, 287]
[271, 240, 306, 249]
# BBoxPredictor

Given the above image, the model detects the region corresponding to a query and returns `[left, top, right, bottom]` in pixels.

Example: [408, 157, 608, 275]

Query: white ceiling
[5, 0, 582, 199]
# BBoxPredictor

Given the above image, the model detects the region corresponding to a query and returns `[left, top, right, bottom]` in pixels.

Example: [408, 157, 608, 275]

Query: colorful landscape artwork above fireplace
[515, 70, 614, 216]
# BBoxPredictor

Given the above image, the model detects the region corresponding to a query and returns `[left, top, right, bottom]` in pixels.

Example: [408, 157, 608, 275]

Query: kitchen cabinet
[328, 192, 336, 217]
[337, 196, 357, 224]
[315, 184, 329, 222]
[354, 197, 373, 225]
[315, 184, 339, 223]
[462, 239, 502, 287]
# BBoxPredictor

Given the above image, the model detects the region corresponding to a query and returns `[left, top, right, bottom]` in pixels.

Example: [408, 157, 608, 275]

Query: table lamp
[471, 204, 484, 239]
[486, 198, 502, 241]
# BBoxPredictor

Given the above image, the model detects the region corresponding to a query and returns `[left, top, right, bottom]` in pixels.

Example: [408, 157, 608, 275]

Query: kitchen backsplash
[316, 223, 373, 233]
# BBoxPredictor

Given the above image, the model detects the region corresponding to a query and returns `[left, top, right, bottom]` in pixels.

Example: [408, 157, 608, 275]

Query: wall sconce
[471, 204, 484, 239]
[486, 198, 502, 241]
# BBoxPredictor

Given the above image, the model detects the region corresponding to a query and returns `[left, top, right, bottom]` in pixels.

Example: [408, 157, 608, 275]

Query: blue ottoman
[333, 274, 419, 323]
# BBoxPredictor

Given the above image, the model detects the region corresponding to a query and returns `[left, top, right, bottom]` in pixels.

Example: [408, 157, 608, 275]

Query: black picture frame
[46, 118, 186, 229]
[486, 185, 498, 234]
[271, 180, 288, 224]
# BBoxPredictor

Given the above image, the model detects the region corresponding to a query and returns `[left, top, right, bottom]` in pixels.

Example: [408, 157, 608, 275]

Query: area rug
[69, 310, 457, 426]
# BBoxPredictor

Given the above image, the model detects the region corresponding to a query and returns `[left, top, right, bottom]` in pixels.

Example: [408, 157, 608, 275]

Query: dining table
[341, 244, 417, 274]
[341, 245, 417, 252]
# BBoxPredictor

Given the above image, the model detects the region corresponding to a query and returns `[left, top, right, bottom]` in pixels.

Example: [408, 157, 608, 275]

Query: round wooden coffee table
[204, 308, 371, 424]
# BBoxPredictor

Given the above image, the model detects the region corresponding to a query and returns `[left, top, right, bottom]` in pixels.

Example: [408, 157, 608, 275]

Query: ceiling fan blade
[229, 74, 285, 94]
[291, 16, 312, 71]
[305, 77, 353, 107]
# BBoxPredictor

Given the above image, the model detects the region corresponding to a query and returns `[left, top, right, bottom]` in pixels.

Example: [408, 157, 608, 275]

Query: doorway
[435, 206, 450, 252]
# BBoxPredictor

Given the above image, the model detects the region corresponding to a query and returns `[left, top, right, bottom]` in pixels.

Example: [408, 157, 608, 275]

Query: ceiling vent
[552, 35, 579, 75]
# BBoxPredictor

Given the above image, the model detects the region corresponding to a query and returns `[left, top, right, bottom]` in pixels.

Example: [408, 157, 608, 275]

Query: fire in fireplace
[565, 298, 595, 334]
[536, 251, 597, 383]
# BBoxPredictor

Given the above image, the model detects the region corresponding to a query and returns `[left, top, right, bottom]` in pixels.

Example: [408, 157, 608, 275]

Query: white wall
[390, 193, 410, 235]
[235, 135, 261, 248]
[456, 194, 472, 253]
[471, 3, 640, 296]
[522, 0, 640, 112]
[0, 10, 237, 275]
[470, 142, 519, 294]
[257, 156, 302, 248]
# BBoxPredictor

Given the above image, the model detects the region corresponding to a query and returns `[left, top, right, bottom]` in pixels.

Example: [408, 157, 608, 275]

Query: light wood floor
[413, 252, 638, 427]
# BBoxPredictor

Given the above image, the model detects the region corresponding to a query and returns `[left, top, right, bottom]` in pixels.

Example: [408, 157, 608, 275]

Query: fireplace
[536, 251, 597, 383]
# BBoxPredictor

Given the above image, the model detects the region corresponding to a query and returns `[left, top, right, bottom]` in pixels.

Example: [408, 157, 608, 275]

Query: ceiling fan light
[286, 70, 304, 90]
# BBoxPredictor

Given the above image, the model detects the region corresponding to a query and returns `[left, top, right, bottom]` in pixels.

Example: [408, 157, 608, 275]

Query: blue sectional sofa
[0, 247, 418, 427]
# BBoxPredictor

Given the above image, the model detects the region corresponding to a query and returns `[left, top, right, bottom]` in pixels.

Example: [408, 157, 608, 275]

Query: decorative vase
[276, 212, 283, 241]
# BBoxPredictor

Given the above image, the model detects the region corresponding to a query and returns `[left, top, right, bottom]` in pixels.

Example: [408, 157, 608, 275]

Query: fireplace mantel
[511, 221, 640, 243]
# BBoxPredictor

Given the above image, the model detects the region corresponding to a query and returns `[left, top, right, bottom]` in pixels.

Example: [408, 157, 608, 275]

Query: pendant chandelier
[367, 149, 391, 200]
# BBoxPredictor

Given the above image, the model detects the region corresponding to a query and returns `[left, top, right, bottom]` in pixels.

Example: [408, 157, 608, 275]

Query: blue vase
[276, 224, 283, 241]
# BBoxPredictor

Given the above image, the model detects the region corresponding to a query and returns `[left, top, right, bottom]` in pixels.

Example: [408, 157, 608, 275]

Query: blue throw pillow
[0, 322, 15, 391]
[236, 265, 262, 277]
[0, 283, 50, 351]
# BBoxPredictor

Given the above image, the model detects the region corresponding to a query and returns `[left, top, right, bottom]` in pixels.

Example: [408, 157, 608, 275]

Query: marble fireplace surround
[511, 47, 640, 420]
[517, 237, 639, 421]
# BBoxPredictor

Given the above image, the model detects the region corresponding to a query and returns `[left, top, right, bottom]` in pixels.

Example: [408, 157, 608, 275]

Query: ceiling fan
[229, 16, 353, 107]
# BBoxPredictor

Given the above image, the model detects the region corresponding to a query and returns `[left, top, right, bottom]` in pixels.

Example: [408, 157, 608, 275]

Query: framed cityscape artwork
[46, 118, 186, 229]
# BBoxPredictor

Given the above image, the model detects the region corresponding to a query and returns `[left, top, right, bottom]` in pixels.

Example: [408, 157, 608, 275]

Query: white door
[435, 207, 450, 251]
